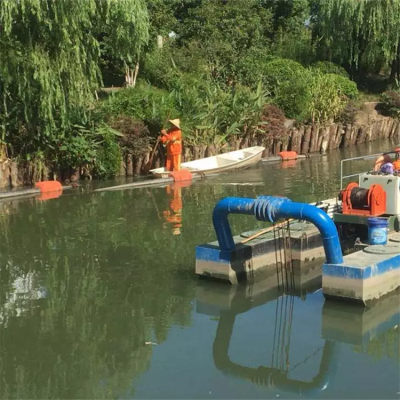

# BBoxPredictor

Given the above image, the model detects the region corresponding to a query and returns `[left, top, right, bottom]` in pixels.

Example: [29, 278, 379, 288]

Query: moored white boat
[149, 146, 265, 178]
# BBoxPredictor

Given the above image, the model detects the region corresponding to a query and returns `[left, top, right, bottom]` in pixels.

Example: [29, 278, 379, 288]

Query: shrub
[235, 48, 276, 88]
[379, 91, 400, 119]
[311, 61, 349, 78]
[271, 29, 316, 66]
[101, 88, 145, 121]
[307, 71, 347, 123]
[262, 58, 311, 120]
[53, 122, 123, 179]
[141, 42, 210, 90]
[337, 101, 359, 125]
[94, 127, 123, 179]
[257, 104, 288, 140]
[328, 73, 359, 99]
[101, 83, 179, 135]
[54, 127, 99, 170]
[110, 116, 151, 157]
[141, 46, 180, 89]
[173, 80, 268, 145]
[259, 59, 358, 121]
[262, 58, 306, 90]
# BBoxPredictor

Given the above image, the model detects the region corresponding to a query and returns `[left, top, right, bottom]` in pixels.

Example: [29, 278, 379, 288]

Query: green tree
[145, 0, 180, 40]
[178, 0, 273, 84]
[263, 0, 310, 35]
[0, 0, 149, 160]
[314, 0, 400, 79]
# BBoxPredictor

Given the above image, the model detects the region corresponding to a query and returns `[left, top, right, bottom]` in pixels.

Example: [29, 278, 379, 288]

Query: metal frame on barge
[336, 151, 400, 234]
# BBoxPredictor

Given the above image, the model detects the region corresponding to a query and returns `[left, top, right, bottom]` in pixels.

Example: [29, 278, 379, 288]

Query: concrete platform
[196, 221, 326, 284]
[322, 237, 400, 304]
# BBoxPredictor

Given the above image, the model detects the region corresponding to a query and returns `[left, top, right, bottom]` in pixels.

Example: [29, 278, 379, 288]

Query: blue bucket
[368, 217, 388, 245]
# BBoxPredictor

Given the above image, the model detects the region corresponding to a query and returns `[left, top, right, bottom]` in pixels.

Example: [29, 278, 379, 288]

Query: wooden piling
[301, 126, 312, 154]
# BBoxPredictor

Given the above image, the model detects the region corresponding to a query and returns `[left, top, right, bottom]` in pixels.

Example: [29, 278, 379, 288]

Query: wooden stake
[144, 114, 170, 173]
[144, 137, 160, 173]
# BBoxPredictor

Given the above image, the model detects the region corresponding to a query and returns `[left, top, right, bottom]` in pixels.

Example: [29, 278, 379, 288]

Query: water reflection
[0, 139, 399, 399]
[196, 277, 399, 398]
[322, 291, 400, 354]
[162, 181, 191, 236]
[37, 189, 63, 201]
[0, 258, 154, 399]
[0, 192, 194, 399]
[197, 277, 338, 397]
[0, 270, 47, 325]
[213, 315, 336, 396]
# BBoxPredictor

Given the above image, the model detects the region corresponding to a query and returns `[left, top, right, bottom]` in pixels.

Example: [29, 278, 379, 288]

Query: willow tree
[314, 0, 400, 78]
[0, 0, 149, 160]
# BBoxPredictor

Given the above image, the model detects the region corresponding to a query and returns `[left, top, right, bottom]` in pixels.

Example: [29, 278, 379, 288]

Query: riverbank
[0, 103, 399, 190]
[134, 106, 399, 175]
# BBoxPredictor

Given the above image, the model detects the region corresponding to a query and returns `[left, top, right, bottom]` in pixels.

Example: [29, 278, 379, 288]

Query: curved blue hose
[212, 196, 343, 265]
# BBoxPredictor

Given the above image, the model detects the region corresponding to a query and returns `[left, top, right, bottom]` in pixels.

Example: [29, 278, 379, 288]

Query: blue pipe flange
[253, 196, 291, 222]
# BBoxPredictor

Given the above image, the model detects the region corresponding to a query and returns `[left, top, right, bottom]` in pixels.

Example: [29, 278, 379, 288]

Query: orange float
[35, 180, 63, 193]
[278, 151, 298, 161]
[35, 181, 63, 201]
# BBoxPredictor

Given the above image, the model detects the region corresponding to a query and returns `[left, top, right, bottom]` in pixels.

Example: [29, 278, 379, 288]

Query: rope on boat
[272, 220, 295, 292]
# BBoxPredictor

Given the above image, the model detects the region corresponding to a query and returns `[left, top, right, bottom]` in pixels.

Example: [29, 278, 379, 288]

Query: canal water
[0, 139, 399, 399]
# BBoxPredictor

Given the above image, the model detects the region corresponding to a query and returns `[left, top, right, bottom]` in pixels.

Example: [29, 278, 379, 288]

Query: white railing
[340, 151, 395, 190]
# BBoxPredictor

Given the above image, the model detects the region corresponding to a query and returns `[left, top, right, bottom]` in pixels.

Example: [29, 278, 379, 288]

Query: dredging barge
[195, 150, 400, 305]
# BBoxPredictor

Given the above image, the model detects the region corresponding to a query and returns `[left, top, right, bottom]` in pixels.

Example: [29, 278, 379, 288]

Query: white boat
[149, 146, 265, 178]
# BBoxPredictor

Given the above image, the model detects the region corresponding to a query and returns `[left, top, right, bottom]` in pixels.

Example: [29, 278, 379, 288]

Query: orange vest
[161, 127, 182, 156]
[393, 160, 400, 170]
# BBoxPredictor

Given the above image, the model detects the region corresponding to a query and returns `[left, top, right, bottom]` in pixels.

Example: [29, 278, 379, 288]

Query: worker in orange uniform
[373, 153, 392, 171]
[393, 147, 400, 171]
[160, 119, 182, 171]
[374, 147, 400, 172]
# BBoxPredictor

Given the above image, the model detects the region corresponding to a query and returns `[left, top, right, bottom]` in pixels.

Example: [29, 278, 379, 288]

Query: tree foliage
[1, 0, 394, 179]
[311, 61, 349, 78]
[263, 0, 310, 35]
[314, 0, 400, 78]
[0, 0, 149, 160]
[177, 0, 273, 84]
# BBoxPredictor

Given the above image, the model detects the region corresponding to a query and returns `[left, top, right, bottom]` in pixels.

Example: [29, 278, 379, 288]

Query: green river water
[0, 139, 399, 399]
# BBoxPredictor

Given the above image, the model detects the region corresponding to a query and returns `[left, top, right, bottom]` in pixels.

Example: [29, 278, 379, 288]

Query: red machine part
[339, 182, 386, 216]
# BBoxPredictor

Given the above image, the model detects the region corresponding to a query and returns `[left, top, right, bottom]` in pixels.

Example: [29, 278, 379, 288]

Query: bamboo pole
[241, 219, 293, 244]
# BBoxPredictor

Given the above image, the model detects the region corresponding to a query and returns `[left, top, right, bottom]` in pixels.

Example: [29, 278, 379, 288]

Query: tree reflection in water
[0, 190, 196, 399]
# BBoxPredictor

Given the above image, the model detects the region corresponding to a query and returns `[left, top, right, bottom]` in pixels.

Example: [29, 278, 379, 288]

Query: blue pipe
[212, 196, 343, 265]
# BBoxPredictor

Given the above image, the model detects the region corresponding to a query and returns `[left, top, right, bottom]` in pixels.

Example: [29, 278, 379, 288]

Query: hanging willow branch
[0, 0, 149, 155]
[315, 0, 400, 72]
